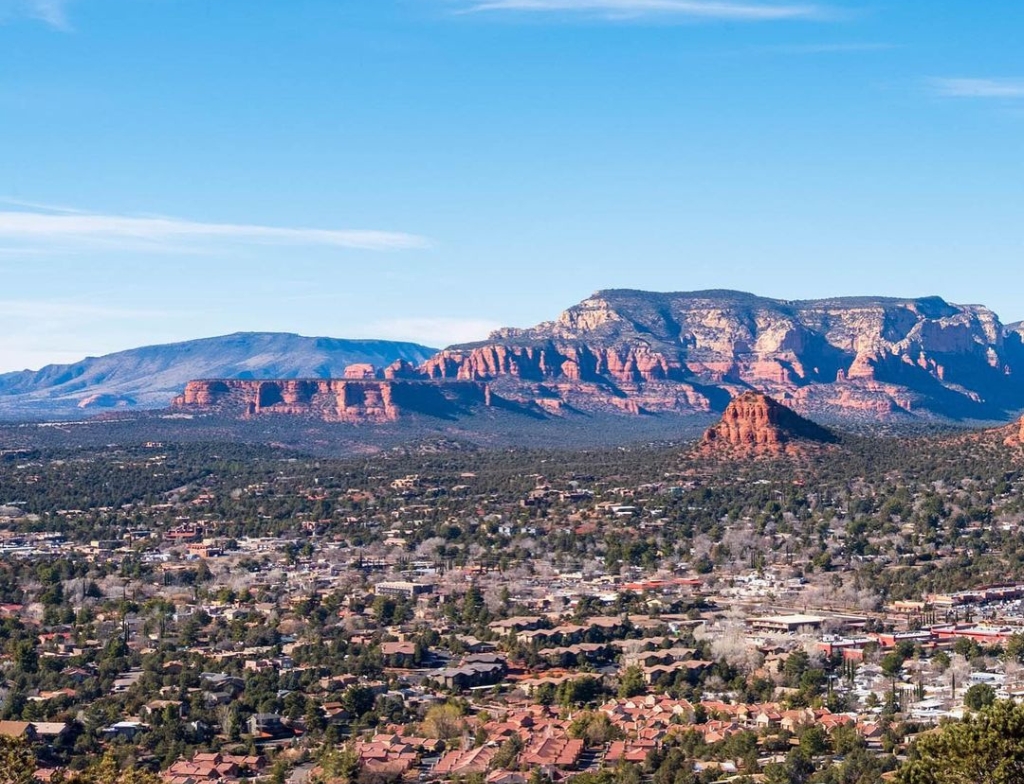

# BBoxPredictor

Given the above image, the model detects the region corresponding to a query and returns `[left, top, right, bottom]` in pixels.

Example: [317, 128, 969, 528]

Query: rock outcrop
[77, 393, 136, 409]
[413, 290, 1024, 421]
[418, 341, 720, 416]
[172, 379, 491, 423]
[701, 391, 838, 456]
[1005, 415, 1024, 447]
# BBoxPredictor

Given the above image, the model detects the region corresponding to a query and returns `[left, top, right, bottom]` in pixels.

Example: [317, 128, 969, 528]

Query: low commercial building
[374, 581, 433, 600]
[748, 614, 826, 633]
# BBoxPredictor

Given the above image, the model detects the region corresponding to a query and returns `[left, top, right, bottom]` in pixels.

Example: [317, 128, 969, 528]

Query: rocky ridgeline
[415, 290, 1024, 421]
[172, 290, 1024, 424]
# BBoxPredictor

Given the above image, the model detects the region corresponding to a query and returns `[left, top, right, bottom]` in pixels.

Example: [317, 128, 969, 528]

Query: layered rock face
[701, 391, 837, 456]
[173, 378, 490, 423]
[168, 290, 1024, 425]
[417, 290, 1024, 421]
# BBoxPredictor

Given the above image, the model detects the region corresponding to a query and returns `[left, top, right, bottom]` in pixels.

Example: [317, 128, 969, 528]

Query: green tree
[764, 749, 813, 784]
[963, 683, 997, 711]
[830, 723, 865, 756]
[342, 685, 376, 719]
[78, 753, 163, 784]
[0, 737, 35, 784]
[1005, 634, 1024, 664]
[569, 711, 622, 745]
[420, 702, 465, 740]
[314, 747, 360, 784]
[270, 760, 290, 784]
[491, 734, 524, 769]
[13, 642, 37, 675]
[557, 676, 602, 707]
[880, 651, 904, 679]
[783, 650, 810, 686]
[618, 665, 646, 699]
[798, 724, 830, 756]
[896, 700, 1024, 783]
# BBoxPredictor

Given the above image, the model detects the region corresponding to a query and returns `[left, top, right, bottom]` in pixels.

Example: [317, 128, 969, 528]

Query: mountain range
[0, 333, 436, 418]
[409, 289, 1024, 422]
[4, 289, 1024, 426]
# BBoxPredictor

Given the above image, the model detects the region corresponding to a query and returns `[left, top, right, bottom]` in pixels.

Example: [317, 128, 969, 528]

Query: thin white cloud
[0, 0, 73, 29]
[930, 78, 1024, 99]
[360, 317, 502, 348]
[0, 197, 91, 214]
[0, 206, 431, 252]
[457, 0, 825, 20]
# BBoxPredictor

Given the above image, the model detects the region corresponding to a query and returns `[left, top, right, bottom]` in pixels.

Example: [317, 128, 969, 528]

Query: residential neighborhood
[0, 434, 1021, 783]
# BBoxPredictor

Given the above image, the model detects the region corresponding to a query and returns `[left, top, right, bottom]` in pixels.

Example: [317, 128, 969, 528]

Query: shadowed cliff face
[700, 391, 838, 457]
[416, 290, 1024, 421]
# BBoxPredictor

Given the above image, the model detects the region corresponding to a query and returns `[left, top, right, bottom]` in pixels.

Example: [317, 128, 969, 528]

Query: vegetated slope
[0, 332, 436, 418]
[1003, 413, 1024, 446]
[0, 406, 717, 457]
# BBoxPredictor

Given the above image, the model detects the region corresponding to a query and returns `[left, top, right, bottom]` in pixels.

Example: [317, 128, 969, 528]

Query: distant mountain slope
[0, 333, 436, 418]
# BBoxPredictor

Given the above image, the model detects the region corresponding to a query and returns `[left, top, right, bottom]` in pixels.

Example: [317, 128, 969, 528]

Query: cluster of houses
[321, 697, 890, 783]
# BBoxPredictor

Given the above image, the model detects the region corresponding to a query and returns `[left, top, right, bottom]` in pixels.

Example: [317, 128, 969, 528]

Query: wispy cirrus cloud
[0, 0, 74, 30]
[455, 0, 827, 21]
[930, 78, 1024, 99]
[0, 299, 167, 321]
[0, 202, 431, 253]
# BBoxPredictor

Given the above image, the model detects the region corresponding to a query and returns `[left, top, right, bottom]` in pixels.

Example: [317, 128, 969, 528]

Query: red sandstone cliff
[701, 391, 838, 456]
[167, 290, 1024, 426]
[1005, 415, 1024, 447]
[418, 341, 717, 416]
[412, 290, 1024, 422]
[173, 378, 491, 423]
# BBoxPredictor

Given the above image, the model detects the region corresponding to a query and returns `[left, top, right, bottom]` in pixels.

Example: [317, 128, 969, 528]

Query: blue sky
[1, 0, 1022, 372]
